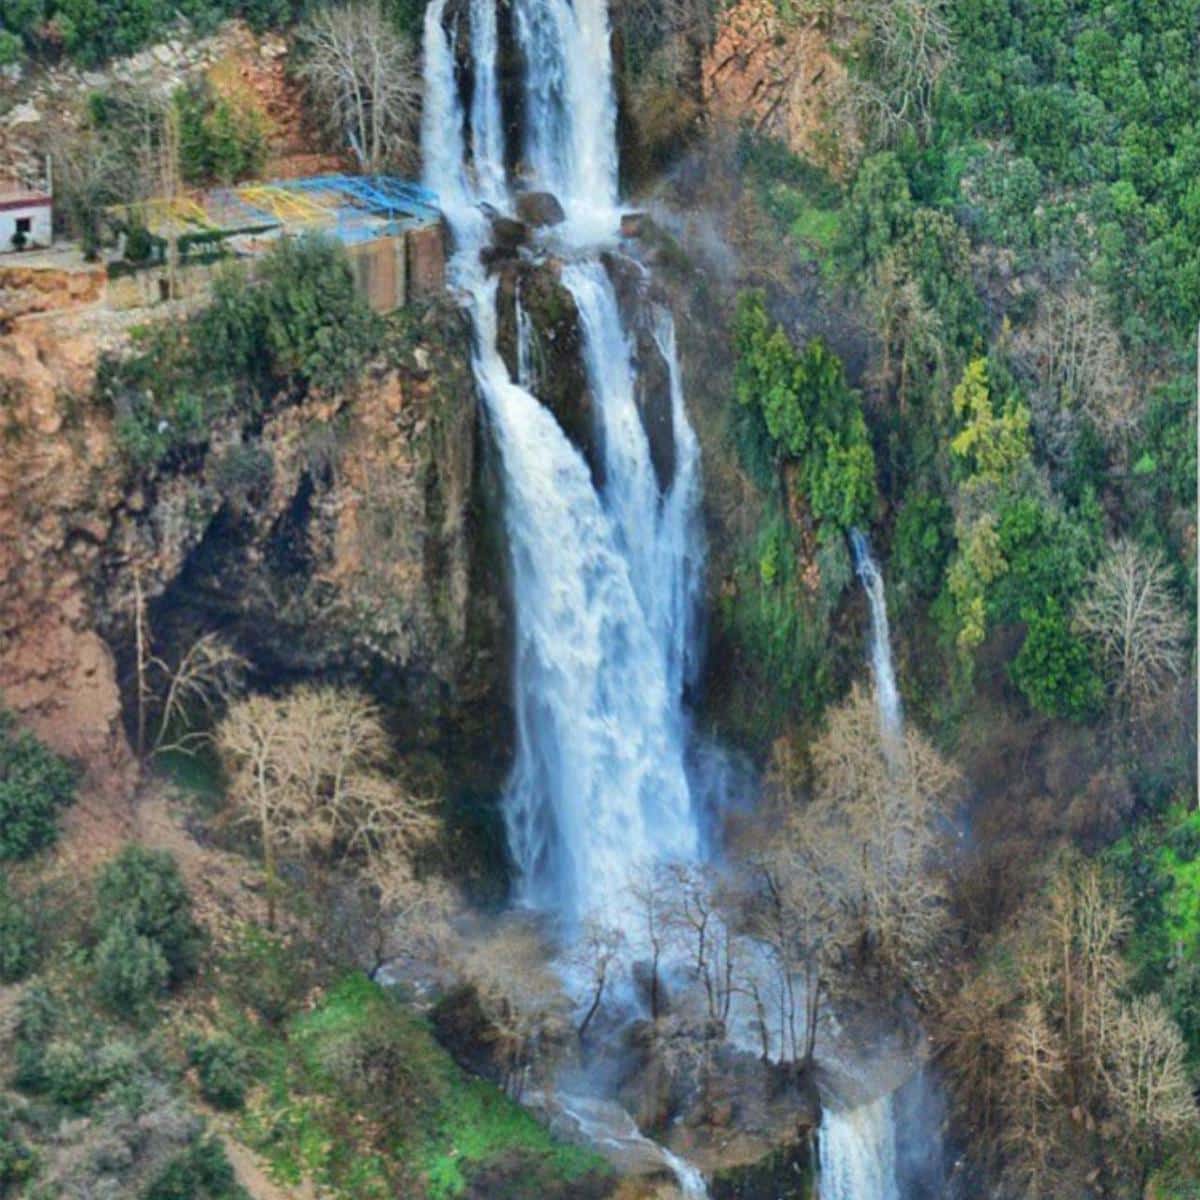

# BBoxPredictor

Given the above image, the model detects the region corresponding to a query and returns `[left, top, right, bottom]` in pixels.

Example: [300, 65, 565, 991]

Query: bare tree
[1002, 1001, 1065, 1199]
[1017, 287, 1140, 463]
[295, 0, 423, 173]
[459, 920, 572, 1098]
[568, 917, 626, 1041]
[128, 568, 247, 760]
[47, 123, 131, 258]
[1104, 994, 1196, 1168]
[148, 634, 248, 758]
[628, 860, 674, 1021]
[216, 685, 439, 928]
[849, 0, 954, 147]
[803, 683, 960, 986]
[660, 861, 736, 1029]
[1074, 540, 1188, 714]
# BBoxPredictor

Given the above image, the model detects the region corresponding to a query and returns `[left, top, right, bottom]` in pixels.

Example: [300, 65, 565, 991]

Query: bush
[188, 1036, 248, 1109]
[1010, 599, 1103, 720]
[96, 845, 202, 984]
[0, 710, 77, 861]
[12, 984, 61, 1093]
[198, 235, 384, 395]
[105, 237, 380, 472]
[0, 879, 39, 983]
[176, 81, 267, 186]
[219, 926, 312, 1025]
[0, 30, 23, 65]
[40, 1034, 139, 1108]
[143, 1133, 246, 1200]
[0, 1100, 37, 1193]
[94, 915, 171, 1018]
[893, 492, 953, 602]
[732, 290, 877, 533]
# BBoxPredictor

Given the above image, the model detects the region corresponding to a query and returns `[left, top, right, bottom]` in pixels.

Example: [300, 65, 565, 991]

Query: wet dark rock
[488, 212, 530, 254]
[516, 190, 566, 227]
[494, 258, 600, 485]
[601, 251, 675, 494]
[620, 211, 648, 238]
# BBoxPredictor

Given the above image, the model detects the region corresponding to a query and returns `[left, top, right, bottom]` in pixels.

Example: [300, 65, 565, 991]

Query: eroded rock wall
[0, 298, 507, 790]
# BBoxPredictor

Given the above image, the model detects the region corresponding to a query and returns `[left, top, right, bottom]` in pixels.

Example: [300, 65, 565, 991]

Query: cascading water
[819, 1096, 900, 1200]
[422, 0, 708, 1189]
[423, 0, 703, 930]
[817, 530, 905, 1200]
[850, 528, 902, 742]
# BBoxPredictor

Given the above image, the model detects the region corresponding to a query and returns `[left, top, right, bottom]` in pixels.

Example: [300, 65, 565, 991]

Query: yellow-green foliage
[732, 291, 877, 533]
[947, 513, 1006, 656]
[950, 358, 1031, 485]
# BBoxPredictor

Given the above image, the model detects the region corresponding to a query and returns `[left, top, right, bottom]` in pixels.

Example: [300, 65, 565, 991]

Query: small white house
[0, 185, 52, 253]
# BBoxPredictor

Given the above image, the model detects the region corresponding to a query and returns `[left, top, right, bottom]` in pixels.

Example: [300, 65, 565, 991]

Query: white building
[0, 185, 52, 253]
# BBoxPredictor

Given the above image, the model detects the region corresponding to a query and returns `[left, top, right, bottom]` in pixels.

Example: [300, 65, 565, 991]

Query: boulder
[516, 190, 567, 228]
[620, 212, 648, 239]
[489, 213, 530, 254]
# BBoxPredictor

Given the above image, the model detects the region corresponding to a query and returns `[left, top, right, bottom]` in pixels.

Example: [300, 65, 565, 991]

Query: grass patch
[228, 972, 610, 1200]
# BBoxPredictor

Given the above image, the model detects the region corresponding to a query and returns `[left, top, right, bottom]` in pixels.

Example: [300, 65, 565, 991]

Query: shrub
[0, 30, 23, 65]
[1010, 599, 1103, 720]
[94, 915, 171, 1018]
[96, 845, 202, 984]
[0, 710, 77, 861]
[176, 82, 267, 186]
[732, 290, 877, 533]
[220, 926, 312, 1025]
[40, 1034, 139, 1108]
[0, 879, 39, 983]
[105, 237, 380, 472]
[893, 492, 953, 602]
[12, 985, 61, 1093]
[143, 1133, 246, 1200]
[0, 1099, 37, 1193]
[198, 235, 384, 395]
[187, 1036, 248, 1110]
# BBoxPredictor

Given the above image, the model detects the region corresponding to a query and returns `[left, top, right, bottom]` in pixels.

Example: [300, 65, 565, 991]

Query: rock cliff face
[0, 297, 508, 789]
[0, 317, 131, 788]
[702, 0, 857, 176]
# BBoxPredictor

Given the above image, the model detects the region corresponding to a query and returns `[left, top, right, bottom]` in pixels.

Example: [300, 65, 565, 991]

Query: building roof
[108, 175, 439, 245]
[0, 187, 51, 211]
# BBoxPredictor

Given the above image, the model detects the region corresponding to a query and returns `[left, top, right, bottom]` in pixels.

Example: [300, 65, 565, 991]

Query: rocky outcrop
[0, 297, 509, 794]
[601, 251, 676, 495]
[95, 302, 507, 759]
[0, 319, 132, 789]
[494, 257, 598, 481]
[702, 0, 859, 177]
[516, 191, 567, 228]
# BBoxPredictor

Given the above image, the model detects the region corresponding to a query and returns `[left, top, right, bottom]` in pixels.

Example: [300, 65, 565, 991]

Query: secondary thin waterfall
[820, 1097, 899, 1200]
[850, 528, 902, 741]
[422, 0, 702, 928]
[820, 530, 904, 1200]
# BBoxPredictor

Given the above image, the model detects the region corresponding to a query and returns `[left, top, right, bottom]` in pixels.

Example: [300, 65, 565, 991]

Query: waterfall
[850, 528, 902, 742]
[513, 0, 619, 232]
[817, 531, 905, 1199]
[819, 1096, 899, 1200]
[422, 0, 703, 935]
[422, 0, 711, 1189]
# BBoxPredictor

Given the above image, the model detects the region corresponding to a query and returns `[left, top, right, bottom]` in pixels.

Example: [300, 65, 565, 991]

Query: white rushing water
[817, 530, 905, 1199]
[545, 1093, 708, 1199]
[820, 1095, 900, 1200]
[850, 528, 903, 742]
[423, 0, 703, 929]
[422, 0, 710, 1189]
